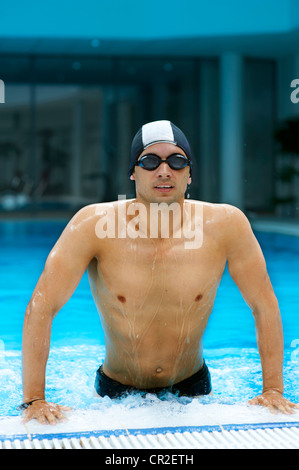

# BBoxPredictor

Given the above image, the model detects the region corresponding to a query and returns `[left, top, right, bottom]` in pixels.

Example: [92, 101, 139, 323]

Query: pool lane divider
[0, 421, 299, 442]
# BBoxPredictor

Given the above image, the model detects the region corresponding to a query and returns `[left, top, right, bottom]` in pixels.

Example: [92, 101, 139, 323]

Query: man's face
[130, 143, 192, 205]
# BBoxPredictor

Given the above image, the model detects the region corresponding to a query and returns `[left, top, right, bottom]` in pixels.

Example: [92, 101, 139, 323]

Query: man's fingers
[49, 406, 68, 422]
[276, 402, 297, 415]
[21, 414, 31, 424]
[21, 401, 72, 425]
[285, 401, 299, 410]
[249, 392, 299, 415]
[45, 410, 59, 425]
[37, 414, 48, 425]
[58, 404, 72, 412]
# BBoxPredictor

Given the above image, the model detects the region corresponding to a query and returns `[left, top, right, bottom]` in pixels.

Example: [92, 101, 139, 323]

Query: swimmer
[20, 120, 299, 424]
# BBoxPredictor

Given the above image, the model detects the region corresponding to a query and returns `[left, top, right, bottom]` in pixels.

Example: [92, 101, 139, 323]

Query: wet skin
[21, 143, 299, 423]
[87, 199, 225, 388]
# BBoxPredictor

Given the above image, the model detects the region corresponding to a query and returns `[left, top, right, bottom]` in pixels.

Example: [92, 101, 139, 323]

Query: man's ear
[130, 173, 135, 181]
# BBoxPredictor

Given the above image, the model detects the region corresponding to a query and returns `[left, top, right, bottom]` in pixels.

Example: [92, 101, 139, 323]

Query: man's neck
[129, 197, 186, 239]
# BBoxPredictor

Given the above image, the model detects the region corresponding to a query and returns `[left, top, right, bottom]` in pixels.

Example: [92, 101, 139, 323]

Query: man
[20, 120, 298, 424]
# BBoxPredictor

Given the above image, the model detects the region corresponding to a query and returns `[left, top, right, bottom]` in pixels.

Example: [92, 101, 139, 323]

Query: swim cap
[128, 120, 192, 178]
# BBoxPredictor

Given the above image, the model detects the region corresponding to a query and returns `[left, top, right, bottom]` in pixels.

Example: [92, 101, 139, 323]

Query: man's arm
[224, 205, 298, 414]
[21, 205, 99, 424]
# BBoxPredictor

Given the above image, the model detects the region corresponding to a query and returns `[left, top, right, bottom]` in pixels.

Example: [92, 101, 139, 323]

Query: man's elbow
[251, 294, 280, 319]
[25, 291, 57, 322]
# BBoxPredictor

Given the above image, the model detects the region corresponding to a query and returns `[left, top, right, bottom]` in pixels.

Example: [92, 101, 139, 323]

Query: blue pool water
[0, 220, 298, 424]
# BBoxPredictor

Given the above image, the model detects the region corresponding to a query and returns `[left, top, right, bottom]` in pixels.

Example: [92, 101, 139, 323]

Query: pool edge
[1, 420, 299, 442]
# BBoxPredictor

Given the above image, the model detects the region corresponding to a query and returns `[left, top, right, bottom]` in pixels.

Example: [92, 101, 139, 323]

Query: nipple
[117, 295, 126, 303]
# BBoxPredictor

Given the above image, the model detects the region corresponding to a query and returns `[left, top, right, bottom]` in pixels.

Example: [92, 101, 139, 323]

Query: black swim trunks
[94, 361, 212, 399]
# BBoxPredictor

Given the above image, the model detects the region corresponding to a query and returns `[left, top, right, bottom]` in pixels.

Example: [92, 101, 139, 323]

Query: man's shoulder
[67, 200, 130, 230]
[66, 203, 110, 232]
[208, 202, 246, 221]
[188, 200, 247, 223]
[205, 203, 254, 247]
[71, 201, 122, 220]
[69, 203, 98, 223]
[188, 201, 253, 246]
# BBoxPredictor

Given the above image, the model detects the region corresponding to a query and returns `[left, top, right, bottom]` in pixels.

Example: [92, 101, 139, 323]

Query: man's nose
[157, 161, 171, 177]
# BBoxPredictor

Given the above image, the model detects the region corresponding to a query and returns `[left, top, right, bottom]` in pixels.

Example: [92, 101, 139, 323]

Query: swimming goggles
[136, 153, 190, 171]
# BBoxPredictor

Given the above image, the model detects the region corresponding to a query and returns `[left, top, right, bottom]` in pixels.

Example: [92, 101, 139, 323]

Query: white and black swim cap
[129, 120, 192, 177]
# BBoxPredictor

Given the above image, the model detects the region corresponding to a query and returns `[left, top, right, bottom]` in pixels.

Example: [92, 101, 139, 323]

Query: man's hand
[249, 390, 299, 415]
[21, 400, 72, 425]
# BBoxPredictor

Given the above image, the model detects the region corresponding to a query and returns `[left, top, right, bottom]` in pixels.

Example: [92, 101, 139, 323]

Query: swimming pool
[0, 219, 298, 441]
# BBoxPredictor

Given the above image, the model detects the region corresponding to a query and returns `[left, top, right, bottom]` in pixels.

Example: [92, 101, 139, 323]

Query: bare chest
[89, 234, 226, 311]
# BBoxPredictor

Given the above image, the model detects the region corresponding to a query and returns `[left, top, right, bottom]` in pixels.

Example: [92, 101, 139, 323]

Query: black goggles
[136, 153, 190, 171]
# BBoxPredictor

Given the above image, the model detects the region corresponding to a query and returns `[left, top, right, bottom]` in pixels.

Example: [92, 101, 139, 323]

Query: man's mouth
[154, 184, 174, 193]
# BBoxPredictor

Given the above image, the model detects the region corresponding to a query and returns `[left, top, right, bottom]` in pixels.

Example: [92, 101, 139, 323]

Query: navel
[195, 294, 203, 302]
[156, 367, 163, 374]
[117, 295, 126, 303]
